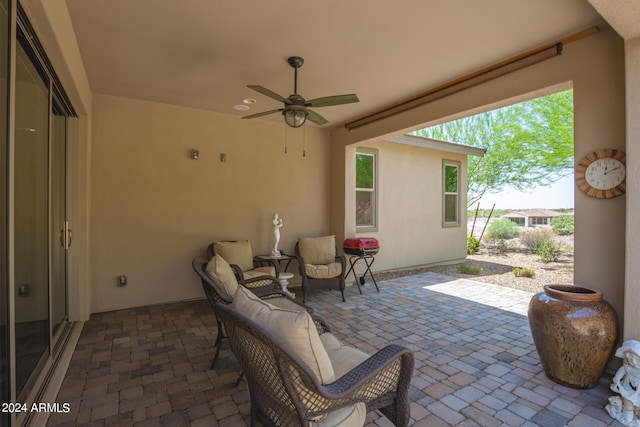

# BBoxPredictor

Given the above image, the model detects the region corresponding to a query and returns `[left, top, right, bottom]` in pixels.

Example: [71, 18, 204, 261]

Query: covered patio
[3, 2, 640, 426]
[47, 276, 621, 427]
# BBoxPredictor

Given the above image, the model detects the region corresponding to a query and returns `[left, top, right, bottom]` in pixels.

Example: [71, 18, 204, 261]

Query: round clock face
[585, 158, 625, 190]
[575, 149, 626, 199]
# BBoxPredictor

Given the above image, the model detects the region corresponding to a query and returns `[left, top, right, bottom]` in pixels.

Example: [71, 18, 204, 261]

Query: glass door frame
[4, 4, 75, 423]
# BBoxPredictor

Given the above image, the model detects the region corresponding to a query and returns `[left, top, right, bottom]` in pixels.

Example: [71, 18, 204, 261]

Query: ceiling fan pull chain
[303, 125, 306, 157]
[284, 123, 288, 153]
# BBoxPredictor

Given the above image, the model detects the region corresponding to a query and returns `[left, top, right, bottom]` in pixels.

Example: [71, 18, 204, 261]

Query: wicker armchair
[207, 240, 280, 281]
[192, 258, 312, 370]
[295, 236, 346, 303]
[214, 300, 414, 426]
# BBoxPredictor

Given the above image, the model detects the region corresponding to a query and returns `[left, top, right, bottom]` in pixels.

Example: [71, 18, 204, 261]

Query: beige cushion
[312, 333, 368, 426]
[214, 240, 254, 272]
[311, 402, 366, 427]
[305, 262, 342, 279]
[320, 333, 370, 379]
[268, 297, 308, 312]
[299, 236, 336, 265]
[232, 286, 335, 384]
[243, 266, 276, 279]
[205, 255, 239, 298]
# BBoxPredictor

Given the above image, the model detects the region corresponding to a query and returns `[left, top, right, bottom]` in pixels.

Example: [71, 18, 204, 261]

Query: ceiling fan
[243, 56, 359, 128]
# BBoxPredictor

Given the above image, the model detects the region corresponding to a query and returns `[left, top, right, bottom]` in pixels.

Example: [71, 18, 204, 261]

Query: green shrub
[467, 236, 480, 254]
[520, 228, 555, 251]
[486, 237, 515, 254]
[552, 215, 575, 235]
[513, 267, 535, 278]
[485, 218, 520, 240]
[459, 264, 482, 275]
[535, 239, 561, 262]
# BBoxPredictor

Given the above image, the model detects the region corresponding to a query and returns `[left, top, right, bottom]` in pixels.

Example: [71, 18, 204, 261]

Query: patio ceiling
[62, 0, 609, 128]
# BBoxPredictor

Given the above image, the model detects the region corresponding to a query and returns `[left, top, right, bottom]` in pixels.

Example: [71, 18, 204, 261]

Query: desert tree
[413, 89, 574, 207]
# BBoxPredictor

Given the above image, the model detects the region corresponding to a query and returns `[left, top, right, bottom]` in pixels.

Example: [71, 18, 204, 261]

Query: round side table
[278, 272, 295, 298]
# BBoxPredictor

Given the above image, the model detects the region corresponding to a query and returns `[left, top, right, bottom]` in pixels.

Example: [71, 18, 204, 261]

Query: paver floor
[48, 273, 625, 426]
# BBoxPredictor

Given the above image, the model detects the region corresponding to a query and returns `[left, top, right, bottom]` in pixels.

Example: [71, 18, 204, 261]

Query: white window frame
[356, 148, 378, 232]
[442, 159, 461, 227]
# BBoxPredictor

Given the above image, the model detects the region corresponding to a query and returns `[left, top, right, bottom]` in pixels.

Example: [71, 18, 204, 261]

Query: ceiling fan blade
[306, 109, 328, 126]
[247, 85, 289, 103]
[307, 94, 359, 108]
[242, 109, 283, 119]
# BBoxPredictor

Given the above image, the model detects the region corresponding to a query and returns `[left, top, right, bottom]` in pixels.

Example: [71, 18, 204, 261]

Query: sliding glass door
[14, 29, 51, 399]
[0, 4, 74, 421]
[0, 0, 9, 424]
[12, 23, 69, 403]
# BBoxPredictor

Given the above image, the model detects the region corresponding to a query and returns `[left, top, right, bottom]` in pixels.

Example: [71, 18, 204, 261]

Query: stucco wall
[90, 94, 332, 313]
[332, 29, 627, 329]
[341, 140, 468, 276]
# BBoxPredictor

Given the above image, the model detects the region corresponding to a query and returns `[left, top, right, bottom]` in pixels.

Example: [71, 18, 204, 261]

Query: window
[443, 160, 460, 226]
[356, 149, 377, 230]
[531, 217, 548, 226]
[510, 217, 525, 226]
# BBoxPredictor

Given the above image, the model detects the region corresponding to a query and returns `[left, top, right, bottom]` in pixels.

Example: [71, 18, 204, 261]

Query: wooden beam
[342, 26, 599, 131]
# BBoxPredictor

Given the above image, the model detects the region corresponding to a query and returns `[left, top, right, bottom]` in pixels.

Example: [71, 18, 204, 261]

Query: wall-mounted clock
[575, 149, 626, 199]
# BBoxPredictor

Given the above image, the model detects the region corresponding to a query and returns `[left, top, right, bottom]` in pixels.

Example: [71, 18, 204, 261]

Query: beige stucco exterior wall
[332, 29, 627, 329]
[625, 37, 640, 341]
[90, 94, 332, 313]
[341, 141, 468, 277]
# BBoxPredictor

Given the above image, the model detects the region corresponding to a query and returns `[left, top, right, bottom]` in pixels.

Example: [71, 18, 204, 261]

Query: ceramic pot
[528, 284, 618, 389]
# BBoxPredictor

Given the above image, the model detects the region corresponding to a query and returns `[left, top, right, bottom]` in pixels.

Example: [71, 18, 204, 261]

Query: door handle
[63, 220, 72, 250]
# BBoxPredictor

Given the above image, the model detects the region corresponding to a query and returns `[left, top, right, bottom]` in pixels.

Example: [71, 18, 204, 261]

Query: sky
[474, 175, 575, 210]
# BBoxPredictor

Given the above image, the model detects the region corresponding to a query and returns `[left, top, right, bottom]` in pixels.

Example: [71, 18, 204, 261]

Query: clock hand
[604, 166, 622, 175]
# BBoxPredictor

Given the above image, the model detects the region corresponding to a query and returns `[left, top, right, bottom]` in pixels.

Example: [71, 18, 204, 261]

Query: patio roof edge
[386, 134, 487, 157]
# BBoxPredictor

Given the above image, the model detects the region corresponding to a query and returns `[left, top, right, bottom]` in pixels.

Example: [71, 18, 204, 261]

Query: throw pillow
[232, 286, 335, 384]
[214, 240, 254, 272]
[205, 254, 239, 298]
[298, 236, 336, 265]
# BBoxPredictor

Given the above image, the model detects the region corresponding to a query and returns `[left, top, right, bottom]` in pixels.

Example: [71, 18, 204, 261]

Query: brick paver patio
[48, 273, 624, 426]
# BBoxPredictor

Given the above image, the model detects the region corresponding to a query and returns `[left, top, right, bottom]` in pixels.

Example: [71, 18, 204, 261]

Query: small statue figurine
[270, 213, 284, 257]
[607, 340, 640, 426]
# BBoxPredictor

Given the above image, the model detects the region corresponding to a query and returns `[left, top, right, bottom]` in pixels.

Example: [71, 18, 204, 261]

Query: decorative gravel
[376, 247, 574, 295]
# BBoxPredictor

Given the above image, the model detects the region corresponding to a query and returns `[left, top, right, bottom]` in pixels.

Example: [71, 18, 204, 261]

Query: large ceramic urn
[528, 284, 618, 389]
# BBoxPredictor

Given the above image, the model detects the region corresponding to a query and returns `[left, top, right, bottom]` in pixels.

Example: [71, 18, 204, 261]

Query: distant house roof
[502, 209, 564, 219]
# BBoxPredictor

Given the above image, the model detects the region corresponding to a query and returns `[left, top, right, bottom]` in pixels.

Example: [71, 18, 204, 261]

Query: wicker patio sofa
[215, 285, 415, 426]
[192, 257, 312, 370]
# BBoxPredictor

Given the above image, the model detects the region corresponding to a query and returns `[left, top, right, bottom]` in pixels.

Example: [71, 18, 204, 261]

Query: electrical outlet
[118, 275, 127, 285]
[18, 284, 30, 297]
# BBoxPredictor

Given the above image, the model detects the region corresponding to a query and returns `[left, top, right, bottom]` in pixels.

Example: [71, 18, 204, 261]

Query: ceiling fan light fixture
[283, 107, 307, 128]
